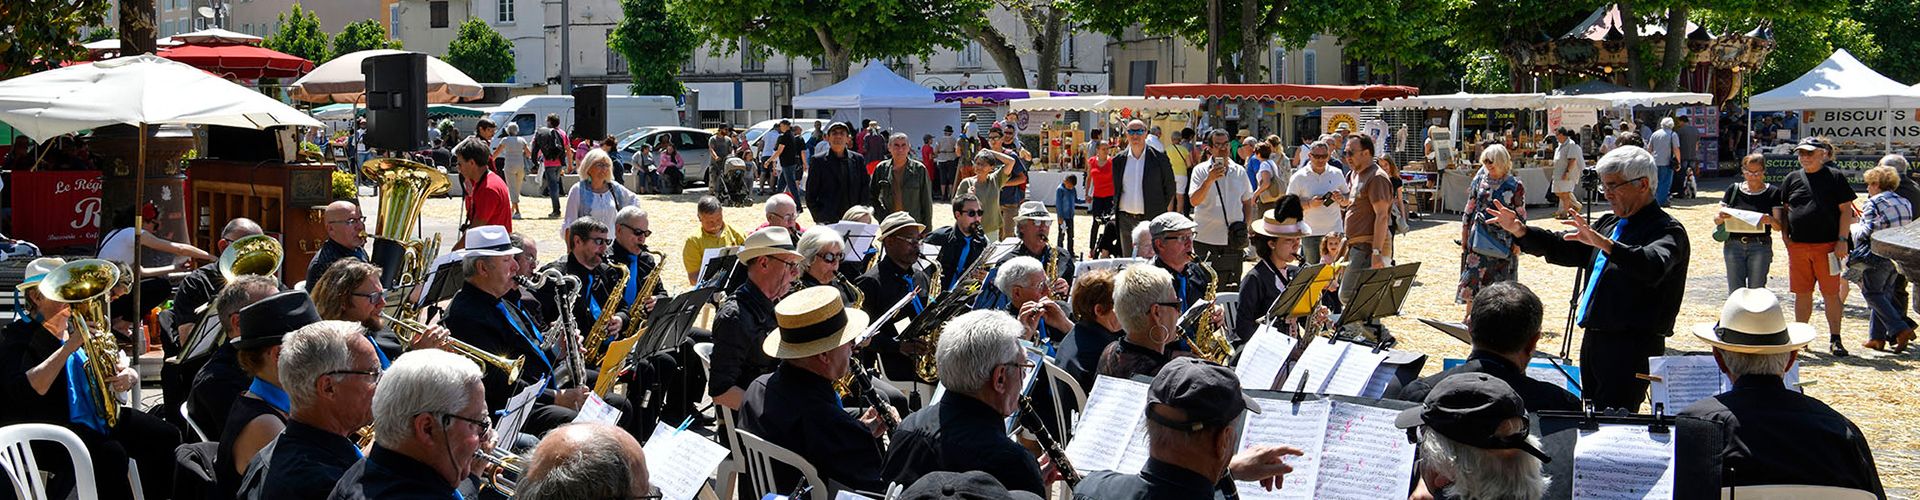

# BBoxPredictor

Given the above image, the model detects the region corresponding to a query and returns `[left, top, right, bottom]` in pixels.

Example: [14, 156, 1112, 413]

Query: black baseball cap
[1146, 358, 1262, 431]
[234, 290, 321, 350]
[828, 122, 853, 134]
[1795, 136, 1833, 153]
[898, 471, 1042, 500]
[1393, 373, 1552, 462]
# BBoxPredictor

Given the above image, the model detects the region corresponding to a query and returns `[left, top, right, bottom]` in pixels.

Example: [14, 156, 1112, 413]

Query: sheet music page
[1237, 398, 1332, 500]
[1525, 361, 1582, 396]
[833, 491, 879, 500]
[1073, 257, 1146, 277]
[571, 392, 622, 425]
[1065, 375, 1151, 472]
[642, 422, 732, 500]
[493, 378, 548, 452]
[1647, 355, 1727, 411]
[829, 222, 880, 256]
[1281, 339, 1342, 394]
[696, 246, 739, 282]
[1114, 419, 1152, 474]
[1314, 402, 1416, 500]
[1234, 326, 1297, 391]
[1573, 425, 1676, 500]
[1359, 365, 1399, 399]
[1322, 344, 1389, 397]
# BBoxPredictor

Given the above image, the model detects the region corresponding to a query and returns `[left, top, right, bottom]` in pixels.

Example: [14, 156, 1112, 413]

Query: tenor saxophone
[1183, 255, 1235, 364]
[583, 261, 630, 366]
[616, 251, 667, 340]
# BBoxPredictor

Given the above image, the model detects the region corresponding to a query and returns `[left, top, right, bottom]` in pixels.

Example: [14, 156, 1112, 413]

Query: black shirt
[740, 364, 886, 494]
[855, 257, 933, 381]
[1389, 351, 1581, 413]
[806, 149, 872, 225]
[540, 256, 631, 348]
[1153, 259, 1212, 312]
[1233, 261, 1292, 343]
[1720, 184, 1784, 237]
[708, 280, 780, 396]
[881, 393, 1044, 495]
[1679, 374, 1883, 497]
[217, 393, 288, 500]
[1514, 205, 1688, 335]
[1057, 321, 1121, 392]
[328, 446, 459, 500]
[611, 244, 671, 310]
[1781, 165, 1858, 244]
[443, 282, 556, 411]
[926, 225, 986, 291]
[778, 133, 805, 166]
[191, 345, 249, 436]
[1011, 242, 1075, 287]
[305, 239, 367, 291]
[254, 419, 362, 500]
[1097, 339, 1181, 381]
[798, 273, 861, 308]
[170, 265, 224, 334]
[1073, 457, 1225, 500]
[0, 319, 92, 428]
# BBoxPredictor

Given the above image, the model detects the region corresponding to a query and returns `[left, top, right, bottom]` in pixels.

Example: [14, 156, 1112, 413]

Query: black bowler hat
[898, 471, 1043, 500]
[1146, 357, 1262, 431]
[1394, 372, 1552, 462]
[233, 290, 321, 350]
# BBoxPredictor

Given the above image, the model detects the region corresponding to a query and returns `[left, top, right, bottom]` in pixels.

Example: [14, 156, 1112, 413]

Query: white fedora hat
[460, 225, 521, 257]
[1691, 288, 1816, 355]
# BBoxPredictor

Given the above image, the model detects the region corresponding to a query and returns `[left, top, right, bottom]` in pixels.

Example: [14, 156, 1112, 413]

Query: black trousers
[1580, 329, 1666, 412]
[27, 408, 180, 500]
[1117, 211, 1148, 258]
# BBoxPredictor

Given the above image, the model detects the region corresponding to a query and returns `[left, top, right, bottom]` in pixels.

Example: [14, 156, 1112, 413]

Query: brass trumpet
[476, 448, 528, 496]
[381, 312, 525, 382]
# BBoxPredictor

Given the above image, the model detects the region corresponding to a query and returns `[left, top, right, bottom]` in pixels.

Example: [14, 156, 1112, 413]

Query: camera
[1579, 168, 1601, 193]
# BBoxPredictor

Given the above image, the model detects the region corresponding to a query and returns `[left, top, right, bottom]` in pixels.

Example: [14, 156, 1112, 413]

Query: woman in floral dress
[1459, 144, 1525, 307]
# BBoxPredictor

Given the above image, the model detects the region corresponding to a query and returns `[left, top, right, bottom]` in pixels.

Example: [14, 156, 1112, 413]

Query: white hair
[280, 320, 370, 410]
[1114, 264, 1174, 334]
[614, 206, 648, 227]
[582, 148, 613, 174]
[994, 256, 1047, 297]
[765, 193, 796, 214]
[1659, 117, 1675, 130]
[1595, 146, 1657, 186]
[1131, 224, 1156, 260]
[890, 132, 911, 143]
[1418, 423, 1549, 500]
[461, 254, 487, 277]
[935, 310, 1025, 395]
[517, 426, 644, 500]
[372, 349, 484, 449]
[1880, 154, 1910, 171]
[796, 228, 846, 266]
[1718, 350, 1794, 377]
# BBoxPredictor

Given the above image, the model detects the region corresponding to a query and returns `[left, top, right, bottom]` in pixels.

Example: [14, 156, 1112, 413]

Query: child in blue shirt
[1054, 174, 1080, 255]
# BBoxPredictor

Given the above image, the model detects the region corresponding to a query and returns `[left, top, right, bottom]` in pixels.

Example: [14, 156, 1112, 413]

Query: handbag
[1469, 222, 1511, 259]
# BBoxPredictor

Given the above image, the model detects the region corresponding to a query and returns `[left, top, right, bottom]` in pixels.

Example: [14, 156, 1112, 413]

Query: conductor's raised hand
[1559, 213, 1613, 253]
[1484, 199, 1526, 236]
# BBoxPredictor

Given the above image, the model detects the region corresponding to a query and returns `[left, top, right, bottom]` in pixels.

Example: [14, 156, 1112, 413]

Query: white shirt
[1288, 164, 1349, 236]
[760, 132, 780, 159]
[1553, 141, 1586, 180]
[1146, 134, 1166, 152]
[1120, 148, 1148, 213]
[1187, 159, 1253, 246]
[96, 227, 138, 266]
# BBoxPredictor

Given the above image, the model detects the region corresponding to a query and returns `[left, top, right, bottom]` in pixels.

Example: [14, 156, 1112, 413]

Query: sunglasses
[818, 252, 844, 263]
[586, 237, 612, 246]
[620, 223, 652, 237]
[959, 209, 985, 217]
[1127, 129, 1147, 135]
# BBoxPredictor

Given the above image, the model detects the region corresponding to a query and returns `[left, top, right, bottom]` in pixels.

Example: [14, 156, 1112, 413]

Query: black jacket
[304, 239, 366, 292]
[882, 394, 1044, 495]
[708, 280, 780, 396]
[855, 257, 932, 381]
[1074, 457, 1230, 500]
[253, 419, 362, 500]
[1389, 350, 1581, 413]
[926, 225, 986, 292]
[327, 446, 458, 500]
[806, 149, 871, 224]
[169, 265, 224, 334]
[611, 244, 671, 310]
[442, 282, 557, 411]
[1514, 206, 1688, 335]
[741, 364, 886, 494]
[1679, 374, 1883, 497]
[539, 256, 631, 349]
[1111, 147, 1177, 215]
[1234, 261, 1291, 343]
[191, 345, 250, 436]
[1056, 321, 1120, 401]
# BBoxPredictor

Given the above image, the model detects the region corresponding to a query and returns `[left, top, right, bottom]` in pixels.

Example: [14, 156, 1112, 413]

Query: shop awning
[1378, 92, 1549, 110]
[933, 87, 1077, 105]
[1007, 95, 1201, 113]
[1143, 83, 1419, 102]
[158, 43, 314, 80]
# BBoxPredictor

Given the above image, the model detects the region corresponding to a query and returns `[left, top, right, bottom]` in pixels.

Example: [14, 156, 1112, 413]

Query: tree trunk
[1029, 7, 1063, 90]
[121, 0, 155, 55]
[1206, 0, 1220, 83]
[1657, 6, 1690, 91]
[965, 23, 1029, 89]
[1618, 0, 1644, 89]
[814, 26, 852, 82]
[1238, 0, 1267, 135]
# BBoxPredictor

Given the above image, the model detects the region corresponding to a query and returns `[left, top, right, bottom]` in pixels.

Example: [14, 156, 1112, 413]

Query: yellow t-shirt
[1166, 144, 1192, 178]
[681, 225, 746, 279]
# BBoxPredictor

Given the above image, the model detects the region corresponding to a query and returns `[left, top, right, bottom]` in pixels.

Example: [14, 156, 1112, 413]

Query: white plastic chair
[180, 402, 210, 443]
[1719, 485, 1878, 499]
[713, 405, 742, 500]
[1214, 292, 1241, 333]
[1038, 360, 1087, 442]
[733, 429, 827, 500]
[0, 423, 99, 500]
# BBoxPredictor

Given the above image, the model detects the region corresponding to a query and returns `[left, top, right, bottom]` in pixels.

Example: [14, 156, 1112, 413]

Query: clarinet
[1019, 397, 1081, 487]
[849, 361, 898, 432]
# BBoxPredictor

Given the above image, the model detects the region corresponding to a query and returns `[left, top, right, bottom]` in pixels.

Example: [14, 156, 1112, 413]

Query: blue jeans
[1655, 162, 1674, 205]
[1861, 258, 1912, 341]
[1722, 235, 1771, 291]
[780, 162, 805, 206]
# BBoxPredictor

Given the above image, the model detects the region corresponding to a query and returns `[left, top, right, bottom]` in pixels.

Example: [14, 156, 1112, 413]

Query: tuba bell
[39, 259, 125, 427]
[217, 234, 283, 282]
[362, 158, 450, 291]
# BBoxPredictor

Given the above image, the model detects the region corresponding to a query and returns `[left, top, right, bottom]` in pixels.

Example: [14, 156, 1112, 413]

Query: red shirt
[1088, 156, 1116, 198]
[921, 145, 937, 176]
[466, 170, 514, 231]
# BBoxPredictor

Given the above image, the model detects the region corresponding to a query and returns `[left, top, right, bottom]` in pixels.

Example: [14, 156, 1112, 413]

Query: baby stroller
[717, 157, 755, 206]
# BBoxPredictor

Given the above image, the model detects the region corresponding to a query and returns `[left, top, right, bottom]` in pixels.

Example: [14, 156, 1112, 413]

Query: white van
[486, 94, 678, 143]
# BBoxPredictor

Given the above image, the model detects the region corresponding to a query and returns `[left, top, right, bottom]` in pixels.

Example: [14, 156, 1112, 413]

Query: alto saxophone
[616, 251, 668, 340]
[1183, 254, 1234, 364]
[583, 261, 630, 366]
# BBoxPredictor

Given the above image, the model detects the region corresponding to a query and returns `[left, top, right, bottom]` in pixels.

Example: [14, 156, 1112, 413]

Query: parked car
[616, 126, 715, 193]
[742, 118, 832, 157]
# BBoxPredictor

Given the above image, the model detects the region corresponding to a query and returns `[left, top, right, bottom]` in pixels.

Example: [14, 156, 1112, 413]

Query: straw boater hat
[737, 226, 801, 262]
[764, 286, 871, 359]
[877, 211, 925, 239]
[1013, 201, 1054, 223]
[1691, 288, 1816, 354]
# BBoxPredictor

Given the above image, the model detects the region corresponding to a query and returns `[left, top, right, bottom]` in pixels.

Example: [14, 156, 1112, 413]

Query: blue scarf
[249, 377, 292, 413]
[64, 349, 109, 434]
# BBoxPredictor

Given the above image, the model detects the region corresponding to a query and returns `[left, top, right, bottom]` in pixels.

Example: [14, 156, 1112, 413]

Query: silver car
[615, 126, 715, 193]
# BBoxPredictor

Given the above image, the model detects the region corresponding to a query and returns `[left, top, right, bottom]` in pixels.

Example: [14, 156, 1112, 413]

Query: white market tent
[1007, 95, 1203, 114]
[792, 62, 957, 141]
[288, 49, 483, 104]
[1750, 49, 1920, 152]
[1377, 92, 1551, 110]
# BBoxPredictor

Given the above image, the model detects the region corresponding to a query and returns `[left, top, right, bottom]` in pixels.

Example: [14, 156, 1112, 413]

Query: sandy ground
[395, 175, 1915, 495]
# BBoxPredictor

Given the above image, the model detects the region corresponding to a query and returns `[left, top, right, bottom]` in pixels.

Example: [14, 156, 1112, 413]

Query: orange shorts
[1786, 241, 1843, 295]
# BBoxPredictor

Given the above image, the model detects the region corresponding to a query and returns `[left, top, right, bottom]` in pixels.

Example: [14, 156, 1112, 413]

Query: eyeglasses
[352, 289, 387, 304]
[1159, 234, 1193, 243]
[438, 412, 491, 436]
[328, 217, 368, 225]
[1127, 129, 1147, 135]
[324, 368, 382, 381]
[959, 209, 985, 217]
[619, 223, 652, 237]
[889, 234, 924, 245]
[1742, 169, 1765, 176]
[1600, 176, 1647, 194]
[769, 212, 797, 222]
[1341, 150, 1359, 158]
[818, 252, 844, 263]
[1154, 300, 1183, 311]
[1482, 159, 1496, 165]
[770, 257, 802, 271]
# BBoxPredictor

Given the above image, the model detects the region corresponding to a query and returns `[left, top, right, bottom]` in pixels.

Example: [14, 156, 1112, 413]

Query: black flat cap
[1146, 357, 1262, 431]
[1394, 372, 1551, 463]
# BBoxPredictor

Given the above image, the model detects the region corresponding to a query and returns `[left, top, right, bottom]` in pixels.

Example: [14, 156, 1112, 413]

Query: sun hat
[1690, 288, 1816, 354]
[763, 286, 870, 359]
[15, 257, 68, 292]
[460, 225, 521, 258]
[737, 226, 802, 262]
[878, 211, 926, 239]
[1012, 201, 1054, 223]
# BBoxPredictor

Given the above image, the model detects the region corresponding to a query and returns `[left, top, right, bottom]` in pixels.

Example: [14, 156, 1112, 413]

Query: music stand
[594, 285, 721, 397]
[696, 250, 742, 292]
[1416, 317, 1473, 345]
[1264, 263, 1332, 327]
[1337, 263, 1421, 347]
[410, 259, 467, 322]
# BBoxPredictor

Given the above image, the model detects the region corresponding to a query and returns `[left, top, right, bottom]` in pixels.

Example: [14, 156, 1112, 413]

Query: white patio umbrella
[287, 49, 483, 104]
[167, 28, 265, 45]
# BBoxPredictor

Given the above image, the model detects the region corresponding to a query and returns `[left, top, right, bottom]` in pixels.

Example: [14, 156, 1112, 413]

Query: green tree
[955, 0, 1066, 90]
[610, 0, 697, 96]
[85, 27, 118, 43]
[445, 18, 514, 83]
[331, 19, 402, 61]
[672, 0, 975, 81]
[0, 0, 110, 78]
[263, 4, 330, 64]
[1850, 0, 1920, 84]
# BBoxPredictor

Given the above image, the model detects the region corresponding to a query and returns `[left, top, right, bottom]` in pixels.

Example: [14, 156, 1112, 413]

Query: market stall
[1378, 93, 1563, 212]
[792, 62, 959, 144]
[1005, 95, 1204, 207]
[1143, 83, 1420, 144]
[1748, 49, 1920, 187]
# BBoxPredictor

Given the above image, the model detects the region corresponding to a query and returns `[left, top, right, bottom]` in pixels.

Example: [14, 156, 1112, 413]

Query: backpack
[534, 127, 565, 162]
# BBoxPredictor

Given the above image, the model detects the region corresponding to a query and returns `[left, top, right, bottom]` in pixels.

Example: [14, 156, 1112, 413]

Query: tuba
[217, 234, 283, 281]
[40, 260, 125, 427]
[1182, 255, 1234, 364]
[362, 158, 449, 292]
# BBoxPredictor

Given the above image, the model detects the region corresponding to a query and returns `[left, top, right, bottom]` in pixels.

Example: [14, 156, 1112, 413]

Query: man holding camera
[1187, 129, 1257, 289]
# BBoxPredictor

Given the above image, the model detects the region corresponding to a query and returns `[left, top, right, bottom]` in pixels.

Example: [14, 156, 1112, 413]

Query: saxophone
[528, 268, 584, 387]
[583, 261, 630, 366]
[1183, 255, 1234, 364]
[616, 250, 668, 339]
[908, 247, 1005, 382]
[1044, 249, 1068, 301]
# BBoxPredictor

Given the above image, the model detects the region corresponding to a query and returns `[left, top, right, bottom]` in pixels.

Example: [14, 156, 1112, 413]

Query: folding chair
[732, 429, 827, 500]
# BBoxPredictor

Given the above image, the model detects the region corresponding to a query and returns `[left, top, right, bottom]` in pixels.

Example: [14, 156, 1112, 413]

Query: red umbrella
[158, 44, 314, 80]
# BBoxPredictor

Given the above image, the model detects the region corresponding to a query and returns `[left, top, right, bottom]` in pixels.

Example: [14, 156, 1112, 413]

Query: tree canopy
[263, 3, 330, 65]
[445, 17, 515, 83]
[0, 0, 111, 78]
[331, 19, 402, 61]
[610, 0, 698, 96]
[671, 0, 975, 81]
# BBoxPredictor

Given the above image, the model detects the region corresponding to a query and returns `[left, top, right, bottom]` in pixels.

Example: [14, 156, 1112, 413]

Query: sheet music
[493, 378, 548, 452]
[1526, 361, 1583, 396]
[1065, 375, 1151, 473]
[1073, 257, 1146, 277]
[1114, 420, 1151, 474]
[1282, 341, 1389, 396]
[696, 246, 740, 283]
[1236, 398, 1332, 500]
[571, 392, 622, 425]
[1573, 425, 1676, 500]
[859, 291, 918, 344]
[829, 222, 880, 256]
[1314, 402, 1415, 500]
[1719, 207, 1765, 233]
[1359, 366, 1398, 399]
[1648, 355, 1800, 411]
[1233, 326, 1297, 390]
[642, 422, 731, 500]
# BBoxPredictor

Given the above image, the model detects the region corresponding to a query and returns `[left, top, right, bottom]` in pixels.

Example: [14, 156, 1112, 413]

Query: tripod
[1559, 175, 1603, 360]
